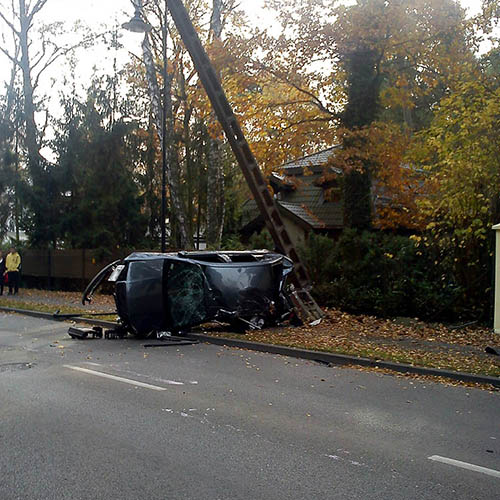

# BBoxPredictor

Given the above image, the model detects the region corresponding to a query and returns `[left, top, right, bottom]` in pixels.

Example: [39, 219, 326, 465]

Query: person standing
[0, 250, 5, 296]
[5, 247, 21, 295]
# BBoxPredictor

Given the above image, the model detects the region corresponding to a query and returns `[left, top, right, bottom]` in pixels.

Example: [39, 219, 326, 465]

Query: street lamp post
[160, 15, 168, 254]
[123, 1, 167, 253]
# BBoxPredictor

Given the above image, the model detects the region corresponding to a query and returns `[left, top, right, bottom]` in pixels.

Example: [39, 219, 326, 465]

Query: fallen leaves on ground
[0, 289, 116, 319]
[203, 308, 500, 378]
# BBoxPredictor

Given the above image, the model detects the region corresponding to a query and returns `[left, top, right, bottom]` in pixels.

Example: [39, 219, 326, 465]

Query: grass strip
[0, 298, 118, 321]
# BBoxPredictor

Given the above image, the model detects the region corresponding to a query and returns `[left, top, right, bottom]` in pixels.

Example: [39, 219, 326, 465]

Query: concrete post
[493, 224, 500, 333]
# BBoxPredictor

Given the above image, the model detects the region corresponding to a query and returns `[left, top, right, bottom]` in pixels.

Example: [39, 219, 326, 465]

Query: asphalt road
[0, 312, 499, 500]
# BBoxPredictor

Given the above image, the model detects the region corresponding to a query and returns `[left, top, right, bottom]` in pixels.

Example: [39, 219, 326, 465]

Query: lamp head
[122, 6, 152, 33]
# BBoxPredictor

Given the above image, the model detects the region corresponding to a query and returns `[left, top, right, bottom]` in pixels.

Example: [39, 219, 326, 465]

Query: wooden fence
[20, 249, 127, 282]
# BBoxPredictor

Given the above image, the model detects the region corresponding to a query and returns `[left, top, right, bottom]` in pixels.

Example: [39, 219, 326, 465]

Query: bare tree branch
[0, 8, 20, 36]
[0, 45, 19, 64]
[28, 0, 48, 22]
[253, 61, 340, 119]
[263, 99, 320, 109]
[220, 0, 239, 34]
[39, 106, 49, 144]
[279, 116, 337, 133]
[31, 31, 112, 90]
[5, 40, 20, 117]
[31, 37, 46, 69]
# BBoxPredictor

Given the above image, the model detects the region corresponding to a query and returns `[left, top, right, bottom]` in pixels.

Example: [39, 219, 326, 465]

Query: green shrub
[299, 233, 337, 279]
[300, 230, 464, 321]
[220, 234, 247, 251]
[249, 229, 274, 250]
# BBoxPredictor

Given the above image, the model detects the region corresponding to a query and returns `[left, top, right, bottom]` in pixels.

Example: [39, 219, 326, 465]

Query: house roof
[279, 201, 342, 229]
[278, 202, 325, 228]
[242, 146, 345, 233]
[243, 146, 422, 235]
[242, 198, 343, 231]
[279, 145, 342, 175]
[282, 182, 323, 206]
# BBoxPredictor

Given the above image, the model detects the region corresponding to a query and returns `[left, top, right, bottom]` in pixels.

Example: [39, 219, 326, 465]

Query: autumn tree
[338, 41, 382, 229]
[0, 23, 22, 243]
[133, 0, 190, 248]
[409, 70, 500, 317]
[257, 0, 474, 229]
[0, 0, 50, 245]
[124, 0, 254, 249]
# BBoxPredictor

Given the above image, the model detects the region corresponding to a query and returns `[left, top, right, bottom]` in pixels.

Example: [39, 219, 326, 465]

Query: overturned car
[83, 250, 295, 337]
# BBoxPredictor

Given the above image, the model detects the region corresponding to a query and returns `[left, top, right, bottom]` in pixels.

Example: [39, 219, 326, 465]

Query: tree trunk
[210, 0, 223, 39]
[141, 31, 190, 248]
[205, 0, 226, 248]
[146, 113, 160, 240]
[341, 46, 381, 230]
[18, 0, 41, 177]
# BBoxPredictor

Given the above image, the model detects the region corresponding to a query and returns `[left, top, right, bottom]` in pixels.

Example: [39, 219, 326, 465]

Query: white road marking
[428, 455, 500, 479]
[64, 365, 167, 391]
[84, 363, 185, 386]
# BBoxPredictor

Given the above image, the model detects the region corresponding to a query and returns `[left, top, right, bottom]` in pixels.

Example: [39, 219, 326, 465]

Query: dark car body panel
[124, 258, 166, 334]
[83, 251, 293, 336]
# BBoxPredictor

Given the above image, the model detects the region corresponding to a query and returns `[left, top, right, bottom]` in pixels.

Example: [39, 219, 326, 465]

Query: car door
[125, 258, 166, 336]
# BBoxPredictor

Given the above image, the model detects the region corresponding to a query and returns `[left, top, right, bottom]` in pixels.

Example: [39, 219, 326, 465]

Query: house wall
[281, 215, 309, 249]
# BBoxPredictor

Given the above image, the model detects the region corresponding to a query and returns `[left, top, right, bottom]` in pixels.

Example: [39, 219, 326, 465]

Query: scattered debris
[104, 326, 128, 340]
[144, 341, 199, 348]
[144, 335, 200, 348]
[54, 310, 116, 320]
[67, 326, 129, 340]
[68, 326, 103, 340]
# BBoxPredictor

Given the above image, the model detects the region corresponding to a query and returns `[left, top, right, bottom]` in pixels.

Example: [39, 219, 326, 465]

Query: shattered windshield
[166, 261, 207, 329]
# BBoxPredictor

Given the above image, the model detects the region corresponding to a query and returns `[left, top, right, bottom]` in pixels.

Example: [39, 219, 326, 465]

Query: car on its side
[83, 250, 294, 337]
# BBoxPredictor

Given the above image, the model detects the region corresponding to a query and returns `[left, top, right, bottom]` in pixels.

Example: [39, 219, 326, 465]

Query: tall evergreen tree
[52, 85, 147, 252]
[0, 99, 17, 242]
[340, 46, 382, 230]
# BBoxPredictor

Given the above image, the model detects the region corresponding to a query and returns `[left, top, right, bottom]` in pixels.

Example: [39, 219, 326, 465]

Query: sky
[33, 0, 485, 29]
[0, 0, 489, 87]
[0, 0, 272, 101]
[0, 0, 492, 122]
[33, 0, 485, 25]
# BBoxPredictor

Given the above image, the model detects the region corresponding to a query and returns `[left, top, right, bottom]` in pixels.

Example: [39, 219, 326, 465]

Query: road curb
[1, 305, 499, 387]
[189, 333, 500, 388]
[0, 306, 117, 328]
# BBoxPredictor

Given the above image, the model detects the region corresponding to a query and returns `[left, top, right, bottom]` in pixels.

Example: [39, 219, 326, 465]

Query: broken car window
[166, 261, 207, 330]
